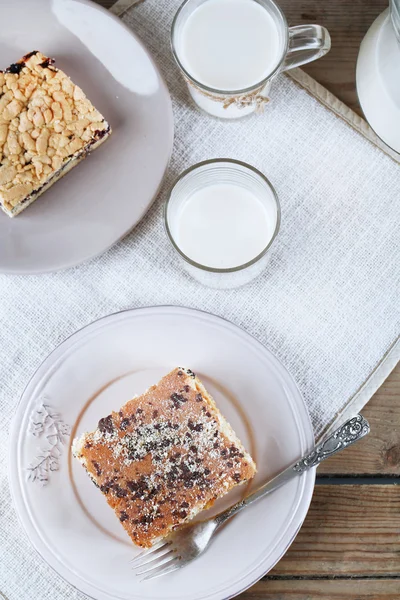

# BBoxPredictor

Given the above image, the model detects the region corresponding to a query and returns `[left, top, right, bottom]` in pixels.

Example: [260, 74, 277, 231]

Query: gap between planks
[271, 485, 400, 578]
[237, 578, 400, 599]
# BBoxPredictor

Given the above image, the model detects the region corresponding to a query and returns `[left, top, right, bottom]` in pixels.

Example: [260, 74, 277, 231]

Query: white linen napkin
[0, 1, 399, 598]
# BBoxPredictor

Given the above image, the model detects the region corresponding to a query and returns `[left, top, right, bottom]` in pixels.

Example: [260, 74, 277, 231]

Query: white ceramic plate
[0, 0, 174, 274]
[356, 9, 400, 155]
[10, 306, 315, 600]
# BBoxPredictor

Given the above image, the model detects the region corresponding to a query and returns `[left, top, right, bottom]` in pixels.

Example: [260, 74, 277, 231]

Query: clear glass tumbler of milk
[164, 159, 280, 289]
[171, 0, 331, 119]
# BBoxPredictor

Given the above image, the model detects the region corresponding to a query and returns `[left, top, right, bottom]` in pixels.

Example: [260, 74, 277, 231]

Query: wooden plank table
[99, 1, 400, 598]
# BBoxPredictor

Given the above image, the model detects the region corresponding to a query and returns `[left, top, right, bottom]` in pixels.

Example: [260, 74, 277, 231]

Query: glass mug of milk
[165, 159, 280, 289]
[171, 0, 331, 118]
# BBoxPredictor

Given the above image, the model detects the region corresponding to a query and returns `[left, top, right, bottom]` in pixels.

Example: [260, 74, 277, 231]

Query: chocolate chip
[93, 128, 109, 140]
[152, 410, 159, 418]
[92, 461, 102, 476]
[100, 481, 113, 494]
[98, 415, 114, 435]
[6, 63, 23, 74]
[181, 501, 189, 508]
[188, 420, 203, 432]
[195, 457, 202, 464]
[114, 485, 127, 498]
[184, 385, 190, 393]
[204, 468, 211, 475]
[227, 461, 233, 468]
[177, 370, 183, 376]
[213, 442, 219, 449]
[205, 412, 212, 418]
[171, 393, 187, 408]
[233, 473, 241, 483]
[180, 510, 188, 519]
[136, 408, 143, 414]
[119, 511, 129, 522]
[84, 442, 92, 449]
[126, 480, 139, 492]
[120, 417, 130, 430]
[196, 394, 203, 402]
[186, 369, 196, 378]
[221, 449, 228, 457]
[189, 445, 198, 453]
[139, 515, 153, 525]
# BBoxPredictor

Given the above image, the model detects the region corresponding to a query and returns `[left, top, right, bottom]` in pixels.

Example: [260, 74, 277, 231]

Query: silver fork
[131, 414, 370, 581]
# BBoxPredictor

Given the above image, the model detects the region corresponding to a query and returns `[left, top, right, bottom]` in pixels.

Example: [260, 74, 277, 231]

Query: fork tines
[131, 541, 182, 581]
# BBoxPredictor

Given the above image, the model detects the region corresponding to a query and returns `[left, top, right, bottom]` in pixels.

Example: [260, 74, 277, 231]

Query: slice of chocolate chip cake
[72, 367, 256, 548]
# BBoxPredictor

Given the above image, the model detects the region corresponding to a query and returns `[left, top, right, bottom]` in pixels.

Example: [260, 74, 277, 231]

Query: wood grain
[318, 366, 400, 476]
[278, 0, 388, 114]
[238, 579, 400, 599]
[270, 485, 400, 576]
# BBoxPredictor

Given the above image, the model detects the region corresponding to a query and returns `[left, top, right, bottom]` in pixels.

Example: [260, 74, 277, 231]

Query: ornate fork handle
[293, 415, 370, 473]
[215, 414, 370, 527]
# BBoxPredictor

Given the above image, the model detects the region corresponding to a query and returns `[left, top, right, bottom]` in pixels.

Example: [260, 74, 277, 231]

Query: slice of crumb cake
[0, 51, 111, 217]
[73, 367, 256, 548]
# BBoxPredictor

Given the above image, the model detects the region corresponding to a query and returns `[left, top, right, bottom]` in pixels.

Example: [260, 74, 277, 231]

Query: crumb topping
[0, 51, 110, 211]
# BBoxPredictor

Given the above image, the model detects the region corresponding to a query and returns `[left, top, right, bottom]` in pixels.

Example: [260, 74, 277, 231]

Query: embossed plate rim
[9, 306, 315, 600]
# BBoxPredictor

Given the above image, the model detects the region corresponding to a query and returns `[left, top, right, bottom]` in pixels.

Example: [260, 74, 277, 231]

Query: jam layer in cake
[0, 51, 111, 217]
[73, 367, 256, 548]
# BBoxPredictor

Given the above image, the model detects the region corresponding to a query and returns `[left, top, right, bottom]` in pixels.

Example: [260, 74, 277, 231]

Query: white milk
[176, 183, 277, 269]
[179, 0, 281, 91]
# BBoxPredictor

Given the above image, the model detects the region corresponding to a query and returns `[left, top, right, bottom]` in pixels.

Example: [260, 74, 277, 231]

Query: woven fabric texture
[1, 0, 399, 597]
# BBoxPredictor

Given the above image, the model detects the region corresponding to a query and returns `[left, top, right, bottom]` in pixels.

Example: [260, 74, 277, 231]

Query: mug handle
[282, 25, 331, 71]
